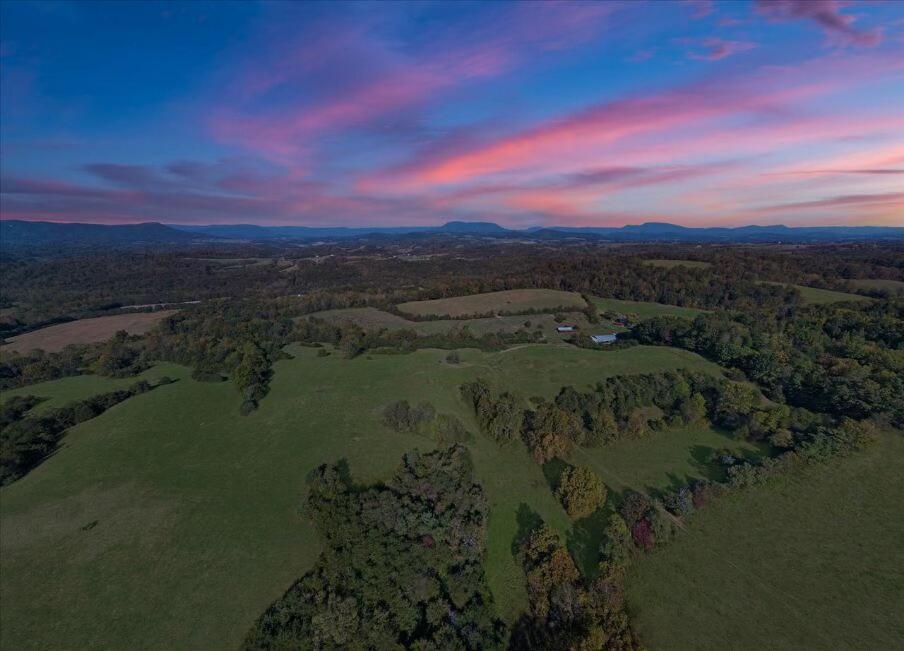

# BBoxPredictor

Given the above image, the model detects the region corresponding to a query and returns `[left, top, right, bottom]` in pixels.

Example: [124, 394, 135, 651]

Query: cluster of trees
[0, 332, 149, 391]
[460, 380, 524, 444]
[382, 400, 436, 433]
[462, 371, 731, 465]
[145, 301, 295, 414]
[632, 298, 904, 426]
[0, 380, 158, 485]
[244, 445, 508, 649]
[297, 317, 543, 359]
[0, 346, 88, 390]
[511, 523, 639, 649]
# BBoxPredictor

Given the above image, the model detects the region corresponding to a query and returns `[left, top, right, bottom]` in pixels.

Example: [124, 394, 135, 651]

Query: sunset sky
[1, 0, 902, 227]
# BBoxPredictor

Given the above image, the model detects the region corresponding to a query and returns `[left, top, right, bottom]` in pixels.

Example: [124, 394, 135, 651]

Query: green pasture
[1, 343, 723, 649]
[627, 432, 904, 649]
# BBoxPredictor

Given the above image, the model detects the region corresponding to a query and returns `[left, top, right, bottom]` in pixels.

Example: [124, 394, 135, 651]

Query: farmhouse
[556, 325, 577, 333]
[591, 333, 618, 344]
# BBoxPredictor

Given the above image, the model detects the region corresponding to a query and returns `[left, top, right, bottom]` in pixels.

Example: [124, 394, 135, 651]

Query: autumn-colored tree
[556, 466, 607, 519]
[523, 402, 576, 464]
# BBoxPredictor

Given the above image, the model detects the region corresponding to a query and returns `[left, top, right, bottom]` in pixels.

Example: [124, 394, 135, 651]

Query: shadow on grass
[566, 507, 610, 578]
[542, 457, 570, 492]
[511, 503, 543, 557]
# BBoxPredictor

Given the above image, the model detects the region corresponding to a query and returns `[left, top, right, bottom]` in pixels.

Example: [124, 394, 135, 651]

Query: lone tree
[556, 466, 607, 519]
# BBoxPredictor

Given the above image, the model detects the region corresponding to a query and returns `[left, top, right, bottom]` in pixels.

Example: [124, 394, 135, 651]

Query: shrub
[662, 486, 694, 518]
[435, 414, 472, 445]
[381, 400, 436, 433]
[556, 467, 607, 519]
[631, 518, 654, 551]
[618, 491, 652, 526]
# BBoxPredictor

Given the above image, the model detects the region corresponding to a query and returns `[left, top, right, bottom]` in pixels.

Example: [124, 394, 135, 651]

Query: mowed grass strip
[0, 343, 722, 649]
[1, 310, 178, 354]
[590, 296, 707, 319]
[846, 278, 904, 293]
[626, 432, 904, 650]
[396, 289, 586, 318]
[759, 282, 873, 305]
[643, 259, 712, 269]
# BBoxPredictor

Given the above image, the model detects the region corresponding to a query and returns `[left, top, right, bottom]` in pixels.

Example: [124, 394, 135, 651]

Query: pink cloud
[683, 38, 757, 61]
[360, 52, 903, 196]
[210, 2, 616, 164]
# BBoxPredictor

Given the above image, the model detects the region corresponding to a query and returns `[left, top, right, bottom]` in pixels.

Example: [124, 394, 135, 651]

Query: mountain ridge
[2, 218, 902, 251]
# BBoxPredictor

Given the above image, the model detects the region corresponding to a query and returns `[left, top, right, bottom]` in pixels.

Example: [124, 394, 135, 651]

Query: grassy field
[397, 289, 586, 317]
[846, 278, 904, 293]
[0, 343, 722, 649]
[627, 432, 904, 650]
[590, 296, 707, 319]
[643, 259, 712, 269]
[574, 424, 766, 496]
[307, 306, 627, 338]
[1, 311, 177, 354]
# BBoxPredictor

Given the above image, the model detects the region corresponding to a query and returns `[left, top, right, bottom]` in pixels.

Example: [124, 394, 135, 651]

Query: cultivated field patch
[1, 310, 177, 354]
[396, 289, 586, 318]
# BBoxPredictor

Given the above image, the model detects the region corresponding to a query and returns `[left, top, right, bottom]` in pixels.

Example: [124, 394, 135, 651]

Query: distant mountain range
[2, 219, 902, 252]
[1, 220, 200, 251]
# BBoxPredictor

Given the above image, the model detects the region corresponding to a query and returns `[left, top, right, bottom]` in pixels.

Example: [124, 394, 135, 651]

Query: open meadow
[0, 342, 723, 649]
[1, 310, 177, 354]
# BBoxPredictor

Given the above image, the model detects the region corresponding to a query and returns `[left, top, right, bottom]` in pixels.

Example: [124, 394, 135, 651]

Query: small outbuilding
[591, 333, 618, 344]
[556, 325, 577, 333]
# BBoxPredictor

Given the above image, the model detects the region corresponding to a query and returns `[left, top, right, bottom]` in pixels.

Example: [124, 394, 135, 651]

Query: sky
[1, 0, 902, 228]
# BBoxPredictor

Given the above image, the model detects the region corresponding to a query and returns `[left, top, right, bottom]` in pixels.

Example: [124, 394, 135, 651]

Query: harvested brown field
[396, 289, 585, 318]
[1, 310, 177, 354]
